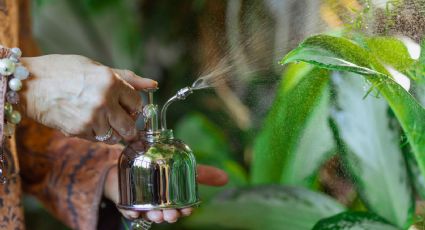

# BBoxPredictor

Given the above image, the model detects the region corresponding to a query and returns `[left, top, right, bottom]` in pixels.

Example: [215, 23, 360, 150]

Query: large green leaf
[312, 212, 400, 230]
[175, 113, 248, 202]
[411, 38, 425, 106]
[175, 113, 248, 186]
[281, 35, 425, 190]
[331, 73, 414, 227]
[252, 64, 334, 185]
[405, 151, 425, 199]
[185, 185, 345, 230]
[364, 37, 415, 72]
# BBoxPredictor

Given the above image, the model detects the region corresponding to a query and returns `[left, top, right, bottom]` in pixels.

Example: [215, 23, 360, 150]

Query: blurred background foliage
[24, 0, 425, 229]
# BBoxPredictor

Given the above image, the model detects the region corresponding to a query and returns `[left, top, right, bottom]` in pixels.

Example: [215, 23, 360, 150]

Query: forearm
[16, 118, 121, 230]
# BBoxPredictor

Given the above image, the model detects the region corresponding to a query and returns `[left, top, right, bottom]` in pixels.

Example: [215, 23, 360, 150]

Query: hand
[20, 55, 157, 143]
[104, 164, 229, 223]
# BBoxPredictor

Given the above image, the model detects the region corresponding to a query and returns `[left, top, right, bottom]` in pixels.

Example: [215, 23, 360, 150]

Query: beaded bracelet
[0, 46, 29, 183]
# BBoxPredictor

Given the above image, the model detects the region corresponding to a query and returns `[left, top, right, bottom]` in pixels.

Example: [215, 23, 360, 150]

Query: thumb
[113, 69, 158, 90]
[197, 165, 229, 186]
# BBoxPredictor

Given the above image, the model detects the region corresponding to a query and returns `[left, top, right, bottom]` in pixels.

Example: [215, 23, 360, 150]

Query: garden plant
[28, 0, 425, 229]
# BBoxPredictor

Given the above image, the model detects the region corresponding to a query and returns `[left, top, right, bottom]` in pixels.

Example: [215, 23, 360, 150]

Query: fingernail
[141, 78, 158, 86]
[168, 219, 177, 224]
[181, 210, 192, 217]
[130, 212, 139, 219]
[147, 212, 161, 222]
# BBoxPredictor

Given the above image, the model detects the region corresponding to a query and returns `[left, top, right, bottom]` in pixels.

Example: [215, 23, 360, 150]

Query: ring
[130, 109, 142, 117]
[131, 218, 152, 230]
[95, 127, 113, 142]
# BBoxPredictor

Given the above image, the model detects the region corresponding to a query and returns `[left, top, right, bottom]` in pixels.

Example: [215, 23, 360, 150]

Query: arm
[16, 118, 229, 229]
[16, 118, 121, 230]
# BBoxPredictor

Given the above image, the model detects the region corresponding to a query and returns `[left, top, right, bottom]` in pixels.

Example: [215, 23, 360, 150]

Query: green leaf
[364, 37, 415, 72]
[405, 150, 425, 199]
[82, 0, 120, 13]
[411, 38, 425, 106]
[175, 113, 248, 185]
[281, 36, 386, 76]
[281, 35, 425, 193]
[283, 83, 335, 185]
[331, 73, 414, 227]
[312, 212, 401, 230]
[185, 185, 345, 230]
[420, 38, 425, 63]
[176, 113, 232, 162]
[252, 65, 334, 185]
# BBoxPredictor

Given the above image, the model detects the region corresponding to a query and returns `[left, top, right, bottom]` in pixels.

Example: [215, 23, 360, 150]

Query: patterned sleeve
[16, 119, 122, 230]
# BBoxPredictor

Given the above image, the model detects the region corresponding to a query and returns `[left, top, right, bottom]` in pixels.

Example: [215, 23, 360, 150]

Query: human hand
[20, 55, 157, 144]
[104, 164, 228, 223]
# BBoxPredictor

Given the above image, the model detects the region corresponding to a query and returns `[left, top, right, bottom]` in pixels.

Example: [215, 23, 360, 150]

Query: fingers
[146, 210, 163, 223]
[180, 208, 193, 217]
[197, 164, 229, 186]
[118, 209, 193, 224]
[113, 69, 158, 90]
[119, 210, 140, 220]
[103, 129, 122, 145]
[91, 111, 122, 144]
[163, 210, 180, 223]
[118, 87, 142, 114]
[108, 104, 137, 141]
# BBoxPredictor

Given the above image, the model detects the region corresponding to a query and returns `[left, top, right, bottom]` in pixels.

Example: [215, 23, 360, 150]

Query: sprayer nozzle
[176, 87, 193, 100]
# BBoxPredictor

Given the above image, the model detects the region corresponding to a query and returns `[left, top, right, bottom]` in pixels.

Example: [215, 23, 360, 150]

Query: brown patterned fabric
[0, 0, 122, 229]
[0, 0, 25, 229]
[17, 120, 121, 230]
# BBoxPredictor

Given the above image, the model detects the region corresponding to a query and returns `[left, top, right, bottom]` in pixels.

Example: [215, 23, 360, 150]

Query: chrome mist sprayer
[160, 86, 193, 130]
[117, 87, 199, 230]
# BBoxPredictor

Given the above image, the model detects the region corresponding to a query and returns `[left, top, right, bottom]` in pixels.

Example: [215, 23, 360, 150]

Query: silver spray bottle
[117, 87, 199, 228]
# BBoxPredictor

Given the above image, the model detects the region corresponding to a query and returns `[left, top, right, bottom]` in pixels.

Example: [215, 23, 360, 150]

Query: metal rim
[116, 201, 201, 211]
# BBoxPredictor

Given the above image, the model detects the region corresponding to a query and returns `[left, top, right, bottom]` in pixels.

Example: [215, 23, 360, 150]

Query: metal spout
[160, 87, 193, 130]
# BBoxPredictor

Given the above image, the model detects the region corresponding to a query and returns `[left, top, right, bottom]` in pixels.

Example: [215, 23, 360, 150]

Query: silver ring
[95, 127, 113, 142]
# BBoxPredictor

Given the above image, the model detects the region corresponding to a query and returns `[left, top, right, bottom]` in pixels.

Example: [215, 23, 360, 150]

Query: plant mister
[117, 87, 199, 230]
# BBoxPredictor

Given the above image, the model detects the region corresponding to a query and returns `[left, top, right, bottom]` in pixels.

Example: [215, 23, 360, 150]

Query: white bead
[8, 78, 22, 91]
[9, 56, 19, 63]
[0, 59, 15, 76]
[8, 110, 21, 124]
[10, 48, 22, 58]
[14, 66, 29, 80]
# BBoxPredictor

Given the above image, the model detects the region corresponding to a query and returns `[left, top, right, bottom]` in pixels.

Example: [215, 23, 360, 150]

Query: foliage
[185, 186, 345, 230]
[280, 34, 425, 228]
[175, 113, 248, 200]
[186, 33, 425, 230]
[29, 1, 425, 230]
[312, 212, 401, 230]
[331, 73, 413, 227]
[252, 65, 335, 186]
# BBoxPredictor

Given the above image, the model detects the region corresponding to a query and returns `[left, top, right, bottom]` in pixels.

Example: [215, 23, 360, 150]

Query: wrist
[0, 48, 30, 135]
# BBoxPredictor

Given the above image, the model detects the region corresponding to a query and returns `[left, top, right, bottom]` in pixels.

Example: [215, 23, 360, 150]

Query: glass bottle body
[117, 131, 199, 210]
